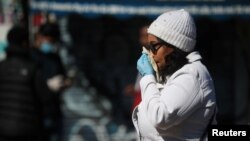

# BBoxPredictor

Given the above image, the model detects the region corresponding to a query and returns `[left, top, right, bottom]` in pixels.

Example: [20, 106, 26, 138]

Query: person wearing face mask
[39, 41, 56, 54]
[132, 9, 217, 141]
[33, 23, 64, 72]
[32, 22, 65, 141]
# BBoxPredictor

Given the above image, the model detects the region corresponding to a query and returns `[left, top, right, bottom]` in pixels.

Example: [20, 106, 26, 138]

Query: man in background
[0, 25, 46, 141]
[125, 24, 149, 111]
[32, 22, 66, 141]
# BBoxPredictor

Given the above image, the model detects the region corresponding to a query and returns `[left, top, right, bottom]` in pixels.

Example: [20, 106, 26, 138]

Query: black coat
[0, 46, 45, 136]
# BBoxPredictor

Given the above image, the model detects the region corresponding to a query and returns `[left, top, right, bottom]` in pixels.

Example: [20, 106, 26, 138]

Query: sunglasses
[146, 42, 165, 53]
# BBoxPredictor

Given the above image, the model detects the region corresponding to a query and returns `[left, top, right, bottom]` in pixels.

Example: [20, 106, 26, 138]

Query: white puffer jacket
[132, 51, 217, 141]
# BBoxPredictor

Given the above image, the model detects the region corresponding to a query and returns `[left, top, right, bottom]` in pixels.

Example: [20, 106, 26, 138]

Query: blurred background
[0, 0, 250, 141]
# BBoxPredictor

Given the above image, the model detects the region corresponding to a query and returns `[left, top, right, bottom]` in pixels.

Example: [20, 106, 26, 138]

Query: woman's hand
[137, 53, 154, 76]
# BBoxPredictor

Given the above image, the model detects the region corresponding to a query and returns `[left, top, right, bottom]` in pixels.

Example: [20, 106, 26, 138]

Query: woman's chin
[156, 63, 163, 71]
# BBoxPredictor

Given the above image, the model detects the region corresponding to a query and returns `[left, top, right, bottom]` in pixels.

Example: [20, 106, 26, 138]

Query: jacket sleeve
[140, 70, 202, 130]
[34, 69, 59, 118]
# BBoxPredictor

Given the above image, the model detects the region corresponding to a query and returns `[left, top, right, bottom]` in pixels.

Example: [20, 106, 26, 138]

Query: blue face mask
[40, 42, 54, 54]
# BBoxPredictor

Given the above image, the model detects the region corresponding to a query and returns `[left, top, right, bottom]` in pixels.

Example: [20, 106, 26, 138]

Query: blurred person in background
[32, 22, 66, 141]
[132, 9, 217, 141]
[125, 24, 149, 111]
[132, 24, 149, 110]
[0, 25, 46, 141]
[33, 22, 66, 91]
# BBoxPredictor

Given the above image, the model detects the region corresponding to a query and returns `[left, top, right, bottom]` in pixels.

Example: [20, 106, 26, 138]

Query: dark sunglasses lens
[149, 45, 154, 52]
[145, 45, 150, 50]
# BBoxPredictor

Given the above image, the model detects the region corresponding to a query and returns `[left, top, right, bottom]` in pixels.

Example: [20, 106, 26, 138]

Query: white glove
[47, 75, 64, 92]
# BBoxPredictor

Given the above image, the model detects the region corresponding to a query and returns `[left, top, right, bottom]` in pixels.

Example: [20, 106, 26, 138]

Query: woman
[132, 9, 217, 141]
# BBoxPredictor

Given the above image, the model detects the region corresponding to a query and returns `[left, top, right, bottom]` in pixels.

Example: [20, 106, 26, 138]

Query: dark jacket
[30, 48, 64, 135]
[0, 46, 44, 136]
[31, 49, 65, 80]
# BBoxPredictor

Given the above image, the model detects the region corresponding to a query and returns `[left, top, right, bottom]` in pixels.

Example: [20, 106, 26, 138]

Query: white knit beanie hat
[148, 9, 196, 52]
